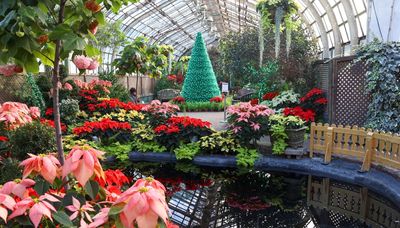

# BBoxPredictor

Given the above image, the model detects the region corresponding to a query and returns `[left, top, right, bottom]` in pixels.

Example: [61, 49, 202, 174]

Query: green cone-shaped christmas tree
[181, 33, 221, 102]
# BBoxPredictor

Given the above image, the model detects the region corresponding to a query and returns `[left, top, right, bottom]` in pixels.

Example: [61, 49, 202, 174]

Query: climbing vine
[355, 40, 400, 133]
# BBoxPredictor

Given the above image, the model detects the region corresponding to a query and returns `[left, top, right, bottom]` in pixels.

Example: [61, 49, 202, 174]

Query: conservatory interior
[0, 0, 400, 227]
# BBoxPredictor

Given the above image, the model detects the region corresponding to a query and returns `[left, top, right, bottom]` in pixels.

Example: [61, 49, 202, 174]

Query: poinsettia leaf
[84, 180, 99, 200]
[34, 180, 50, 195]
[53, 211, 74, 227]
[109, 204, 124, 215]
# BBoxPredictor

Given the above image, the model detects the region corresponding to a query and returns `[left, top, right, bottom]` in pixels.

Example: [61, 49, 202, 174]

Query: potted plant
[284, 115, 306, 148]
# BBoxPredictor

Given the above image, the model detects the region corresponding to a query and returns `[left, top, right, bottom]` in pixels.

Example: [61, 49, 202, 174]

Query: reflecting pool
[125, 163, 400, 228]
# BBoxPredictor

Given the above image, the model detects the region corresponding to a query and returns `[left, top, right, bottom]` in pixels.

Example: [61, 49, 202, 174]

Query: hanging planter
[256, 0, 298, 58]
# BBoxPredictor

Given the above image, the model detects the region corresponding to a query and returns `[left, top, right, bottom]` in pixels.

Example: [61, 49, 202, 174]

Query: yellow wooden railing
[309, 123, 400, 171]
[307, 176, 400, 227]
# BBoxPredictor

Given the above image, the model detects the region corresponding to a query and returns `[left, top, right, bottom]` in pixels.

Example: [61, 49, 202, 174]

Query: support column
[367, 0, 400, 42]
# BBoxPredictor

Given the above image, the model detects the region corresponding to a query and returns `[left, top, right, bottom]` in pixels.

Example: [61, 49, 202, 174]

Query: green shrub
[199, 130, 240, 154]
[99, 142, 132, 161]
[9, 121, 56, 160]
[109, 83, 130, 102]
[0, 158, 22, 184]
[174, 142, 200, 160]
[132, 139, 167, 153]
[60, 98, 80, 124]
[236, 147, 259, 167]
[178, 101, 225, 112]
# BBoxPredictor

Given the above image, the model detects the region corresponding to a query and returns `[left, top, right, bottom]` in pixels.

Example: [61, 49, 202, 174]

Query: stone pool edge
[106, 152, 400, 205]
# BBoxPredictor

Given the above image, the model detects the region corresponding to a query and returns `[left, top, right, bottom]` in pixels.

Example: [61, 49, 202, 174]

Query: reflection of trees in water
[205, 171, 311, 228]
[123, 163, 400, 228]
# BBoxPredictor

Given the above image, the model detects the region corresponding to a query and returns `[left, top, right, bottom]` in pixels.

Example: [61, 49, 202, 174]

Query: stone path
[178, 112, 228, 131]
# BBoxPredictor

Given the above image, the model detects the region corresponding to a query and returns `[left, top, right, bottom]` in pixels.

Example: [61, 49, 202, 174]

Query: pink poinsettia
[0, 179, 35, 199]
[73, 55, 92, 70]
[29, 107, 40, 119]
[8, 193, 59, 228]
[66, 197, 95, 226]
[0, 102, 39, 129]
[133, 176, 166, 196]
[0, 193, 16, 222]
[19, 153, 61, 184]
[62, 145, 105, 186]
[113, 181, 169, 228]
[63, 82, 73, 91]
[89, 207, 110, 228]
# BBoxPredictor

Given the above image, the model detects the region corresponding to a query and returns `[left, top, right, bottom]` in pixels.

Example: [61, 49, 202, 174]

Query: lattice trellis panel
[332, 57, 370, 126]
[0, 74, 26, 103]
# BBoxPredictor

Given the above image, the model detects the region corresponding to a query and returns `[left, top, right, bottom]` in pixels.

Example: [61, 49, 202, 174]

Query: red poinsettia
[250, 98, 259, 106]
[45, 108, 53, 117]
[262, 92, 279, 101]
[94, 169, 130, 188]
[283, 106, 316, 122]
[0, 136, 8, 142]
[40, 118, 67, 133]
[210, 96, 223, 103]
[73, 118, 132, 136]
[315, 97, 328, 104]
[300, 88, 324, 102]
[172, 96, 185, 104]
[88, 98, 144, 113]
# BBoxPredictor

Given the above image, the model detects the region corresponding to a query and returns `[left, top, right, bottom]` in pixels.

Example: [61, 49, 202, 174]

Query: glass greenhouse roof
[105, 0, 367, 59]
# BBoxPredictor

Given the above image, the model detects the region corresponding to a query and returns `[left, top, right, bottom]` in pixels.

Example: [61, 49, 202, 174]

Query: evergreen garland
[26, 73, 45, 115]
[181, 33, 221, 102]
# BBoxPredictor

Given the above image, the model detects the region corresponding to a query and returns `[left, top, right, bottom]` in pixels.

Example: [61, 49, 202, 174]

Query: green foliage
[0, 0, 137, 71]
[216, 28, 318, 89]
[236, 147, 259, 167]
[269, 114, 288, 155]
[95, 20, 127, 71]
[355, 40, 400, 133]
[9, 121, 56, 160]
[244, 61, 280, 99]
[155, 75, 182, 93]
[60, 98, 80, 124]
[199, 130, 240, 154]
[285, 115, 305, 129]
[0, 158, 22, 184]
[261, 89, 299, 110]
[174, 142, 200, 160]
[181, 33, 221, 102]
[132, 139, 167, 153]
[178, 101, 225, 112]
[131, 123, 157, 141]
[114, 37, 173, 78]
[99, 72, 130, 102]
[26, 73, 45, 114]
[99, 142, 132, 162]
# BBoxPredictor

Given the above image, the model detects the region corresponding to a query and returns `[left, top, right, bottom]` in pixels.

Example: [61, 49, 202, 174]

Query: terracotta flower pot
[285, 127, 307, 148]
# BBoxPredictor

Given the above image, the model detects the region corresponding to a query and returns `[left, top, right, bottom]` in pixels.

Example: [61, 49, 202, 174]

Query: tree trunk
[135, 70, 139, 94]
[52, 0, 67, 165]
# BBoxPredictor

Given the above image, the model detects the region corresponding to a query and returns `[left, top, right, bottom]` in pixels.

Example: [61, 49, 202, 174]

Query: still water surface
[126, 163, 400, 228]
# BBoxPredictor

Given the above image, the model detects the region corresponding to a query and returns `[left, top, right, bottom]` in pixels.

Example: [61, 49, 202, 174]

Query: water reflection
[126, 163, 400, 228]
